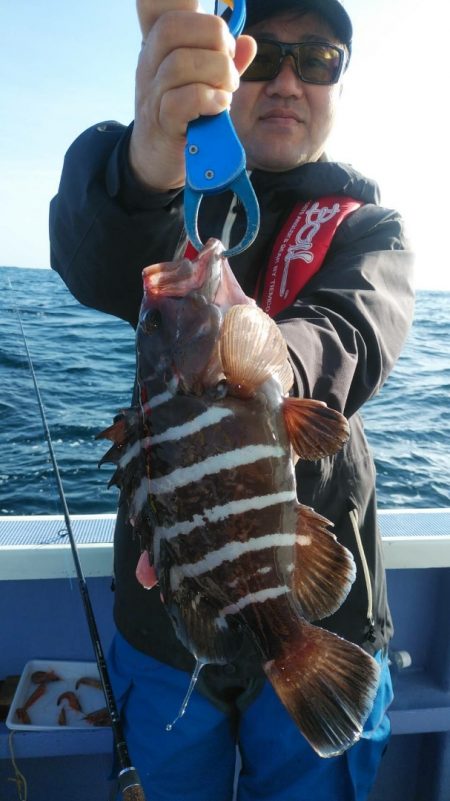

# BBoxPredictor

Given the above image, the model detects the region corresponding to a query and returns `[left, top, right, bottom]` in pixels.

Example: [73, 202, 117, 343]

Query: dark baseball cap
[244, 0, 353, 49]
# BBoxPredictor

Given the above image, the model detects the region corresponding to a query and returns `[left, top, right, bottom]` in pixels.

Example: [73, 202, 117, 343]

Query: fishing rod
[9, 285, 146, 801]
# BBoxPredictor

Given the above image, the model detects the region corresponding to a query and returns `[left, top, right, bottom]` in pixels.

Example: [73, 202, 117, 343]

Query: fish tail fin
[264, 620, 380, 757]
[293, 504, 356, 620]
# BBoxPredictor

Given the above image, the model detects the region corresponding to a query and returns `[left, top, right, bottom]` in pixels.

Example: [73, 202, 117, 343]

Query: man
[49, 1, 414, 799]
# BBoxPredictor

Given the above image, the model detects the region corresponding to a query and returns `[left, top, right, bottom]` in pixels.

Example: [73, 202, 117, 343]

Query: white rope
[7, 731, 28, 801]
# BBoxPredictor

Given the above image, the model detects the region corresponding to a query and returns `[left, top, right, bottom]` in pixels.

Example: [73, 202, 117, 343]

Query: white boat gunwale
[1, 508, 450, 580]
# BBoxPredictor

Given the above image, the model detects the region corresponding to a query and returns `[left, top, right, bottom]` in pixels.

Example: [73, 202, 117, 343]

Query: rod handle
[122, 787, 146, 801]
[119, 767, 146, 800]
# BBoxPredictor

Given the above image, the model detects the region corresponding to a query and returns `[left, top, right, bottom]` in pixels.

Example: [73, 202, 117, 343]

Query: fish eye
[141, 309, 162, 334]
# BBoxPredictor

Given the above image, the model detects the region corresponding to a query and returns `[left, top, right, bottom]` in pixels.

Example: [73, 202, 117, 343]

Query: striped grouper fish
[98, 239, 380, 757]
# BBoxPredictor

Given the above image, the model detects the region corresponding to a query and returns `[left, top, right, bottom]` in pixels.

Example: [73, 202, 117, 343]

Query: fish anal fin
[282, 398, 349, 460]
[220, 305, 293, 398]
[264, 620, 380, 757]
[166, 584, 242, 665]
[292, 504, 356, 620]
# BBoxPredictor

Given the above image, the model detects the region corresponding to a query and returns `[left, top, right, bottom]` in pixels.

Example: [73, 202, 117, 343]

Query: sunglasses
[241, 39, 346, 85]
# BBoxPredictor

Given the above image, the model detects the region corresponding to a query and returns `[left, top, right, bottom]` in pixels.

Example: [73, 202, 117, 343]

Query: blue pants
[108, 632, 393, 801]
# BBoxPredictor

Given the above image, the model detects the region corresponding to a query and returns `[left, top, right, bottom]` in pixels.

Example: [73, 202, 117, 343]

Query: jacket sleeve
[49, 122, 185, 327]
[276, 204, 415, 418]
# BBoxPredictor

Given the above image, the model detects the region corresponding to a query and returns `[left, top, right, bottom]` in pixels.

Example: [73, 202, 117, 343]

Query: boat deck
[1, 508, 450, 801]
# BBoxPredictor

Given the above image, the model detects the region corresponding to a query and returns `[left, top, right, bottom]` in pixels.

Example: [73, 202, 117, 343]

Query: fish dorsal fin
[219, 305, 293, 397]
[96, 407, 139, 447]
[291, 504, 355, 621]
[282, 398, 349, 459]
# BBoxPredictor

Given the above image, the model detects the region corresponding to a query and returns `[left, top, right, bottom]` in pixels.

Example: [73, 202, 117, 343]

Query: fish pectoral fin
[292, 504, 356, 620]
[282, 398, 349, 460]
[264, 619, 380, 758]
[220, 305, 294, 397]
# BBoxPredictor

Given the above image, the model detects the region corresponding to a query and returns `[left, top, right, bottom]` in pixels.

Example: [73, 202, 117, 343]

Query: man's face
[231, 12, 345, 172]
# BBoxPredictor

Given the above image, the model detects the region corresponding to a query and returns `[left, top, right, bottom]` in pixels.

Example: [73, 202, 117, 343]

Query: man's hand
[130, 0, 256, 192]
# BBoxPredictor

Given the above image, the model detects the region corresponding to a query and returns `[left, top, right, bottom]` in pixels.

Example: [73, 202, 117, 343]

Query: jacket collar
[250, 160, 380, 207]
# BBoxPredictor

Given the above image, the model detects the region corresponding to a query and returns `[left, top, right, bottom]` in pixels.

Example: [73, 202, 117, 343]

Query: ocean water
[1, 265, 449, 516]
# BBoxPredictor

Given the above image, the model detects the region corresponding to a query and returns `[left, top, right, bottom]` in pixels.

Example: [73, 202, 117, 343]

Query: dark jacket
[50, 121, 414, 710]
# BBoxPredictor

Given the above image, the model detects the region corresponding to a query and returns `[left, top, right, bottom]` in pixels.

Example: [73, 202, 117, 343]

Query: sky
[1, 0, 448, 289]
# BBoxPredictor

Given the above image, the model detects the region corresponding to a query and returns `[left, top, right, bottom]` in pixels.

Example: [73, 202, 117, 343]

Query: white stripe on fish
[150, 444, 285, 495]
[142, 388, 173, 412]
[155, 490, 298, 541]
[119, 407, 234, 469]
[151, 407, 234, 444]
[170, 532, 302, 591]
[119, 439, 143, 470]
[129, 478, 150, 524]
[217, 585, 291, 619]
